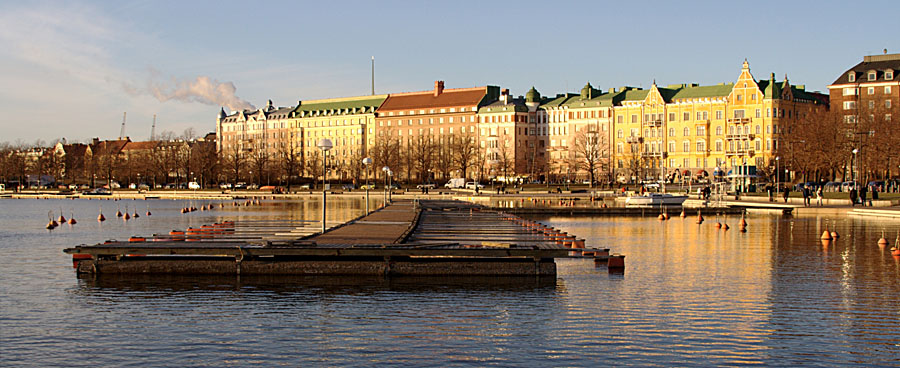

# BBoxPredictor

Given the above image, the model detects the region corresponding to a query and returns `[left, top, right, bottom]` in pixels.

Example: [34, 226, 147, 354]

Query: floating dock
[64, 200, 607, 277]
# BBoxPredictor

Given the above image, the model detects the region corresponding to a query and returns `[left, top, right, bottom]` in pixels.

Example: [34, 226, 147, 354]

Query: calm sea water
[1, 196, 898, 367]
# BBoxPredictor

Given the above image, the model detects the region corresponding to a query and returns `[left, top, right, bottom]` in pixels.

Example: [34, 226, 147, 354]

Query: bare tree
[452, 130, 478, 179]
[275, 132, 302, 191]
[573, 128, 608, 187]
[411, 133, 436, 184]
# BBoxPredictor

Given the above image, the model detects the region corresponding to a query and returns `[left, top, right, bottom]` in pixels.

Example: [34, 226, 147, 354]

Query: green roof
[619, 89, 650, 102]
[293, 95, 387, 117]
[670, 83, 733, 100]
[539, 93, 577, 108]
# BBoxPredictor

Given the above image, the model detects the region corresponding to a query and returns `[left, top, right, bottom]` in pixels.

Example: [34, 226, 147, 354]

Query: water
[1, 197, 898, 366]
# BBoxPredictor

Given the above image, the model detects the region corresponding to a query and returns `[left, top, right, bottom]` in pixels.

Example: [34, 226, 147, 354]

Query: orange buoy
[715, 222, 722, 229]
[58, 212, 66, 223]
[878, 231, 889, 246]
[658, 214, 666, 220]
[46, 220, 57, 230]
[132, 211, 139, 218]
[98, 212, 105, 222]
[820, 230, 833, 240]
[723, 223, 730, 231]
[696, 212, 704, 224]
[892, 247, 900, 256]
[68, 213, 77, 225]
[831, 231, 839, 238]
[739, 226, 746, 233]
[123, 212, 131, 220]
[739, 214, 747, 227]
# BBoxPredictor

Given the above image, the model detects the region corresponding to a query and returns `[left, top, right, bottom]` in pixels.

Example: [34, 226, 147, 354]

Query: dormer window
[868, 71, 877, 81]
[849, 73, 856, 82]
[886, 70, 895, 80]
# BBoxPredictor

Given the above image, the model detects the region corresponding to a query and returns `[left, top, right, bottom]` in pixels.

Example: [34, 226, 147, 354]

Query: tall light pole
[362, 157, 373, 213]
[852, 148, 859, 190]
[382, 166, 389, 205]
[775, 156, 780, 194]
[317, 139, 333, 233]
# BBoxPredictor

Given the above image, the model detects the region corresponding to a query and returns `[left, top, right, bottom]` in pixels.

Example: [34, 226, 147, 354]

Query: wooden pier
[64, 200, 603, 277]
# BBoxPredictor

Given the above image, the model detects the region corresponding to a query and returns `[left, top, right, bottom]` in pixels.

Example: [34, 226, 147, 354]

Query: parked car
[82, 188, 111, 195]
[464, 182, 484, 190]
[234, 182, 247, 189]
[219, 183, 232, 189]
[188, 181, 201, 190]
[247, 184, 259, 190]
[342, 184, 356, 191]
[359, 184, 375, 190]
[298, 183, 311, 190]
[416, 183, 436, 189]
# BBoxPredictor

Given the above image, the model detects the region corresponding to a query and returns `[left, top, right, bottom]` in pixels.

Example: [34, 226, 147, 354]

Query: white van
[188, 182, 201, 190]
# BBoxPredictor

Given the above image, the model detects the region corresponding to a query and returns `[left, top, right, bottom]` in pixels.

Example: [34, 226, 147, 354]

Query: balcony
[641, 151, 664, 158]
[644, 119, 663, 127]
[625, 136, 644, 144]
[727, 118, 751, 124]
[725, 133, 755, 140]
[725, 148, 755, 157]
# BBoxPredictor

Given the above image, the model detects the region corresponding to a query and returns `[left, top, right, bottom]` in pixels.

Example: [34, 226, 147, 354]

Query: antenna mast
[119, 112, 127, 139]
[371, 56, 375, 95]
[150, 114, 156, 140]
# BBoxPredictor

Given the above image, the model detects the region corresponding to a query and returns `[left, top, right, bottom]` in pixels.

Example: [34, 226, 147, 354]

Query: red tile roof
[122, 141, 159, 151]
[378, 86, 487, 112]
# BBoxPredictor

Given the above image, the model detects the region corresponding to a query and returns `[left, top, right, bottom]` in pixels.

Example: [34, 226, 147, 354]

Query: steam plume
[125, 74, 255, 111]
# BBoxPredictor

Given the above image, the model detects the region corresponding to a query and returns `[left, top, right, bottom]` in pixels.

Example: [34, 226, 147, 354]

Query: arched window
[683, 127, 690, 136]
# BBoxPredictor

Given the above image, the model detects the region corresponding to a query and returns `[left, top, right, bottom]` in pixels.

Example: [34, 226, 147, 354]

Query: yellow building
[611, 60, 828, 186]
[289, 95, 387, 179]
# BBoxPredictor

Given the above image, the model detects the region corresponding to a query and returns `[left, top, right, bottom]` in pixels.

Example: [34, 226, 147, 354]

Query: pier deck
[64, 200, 593, 277]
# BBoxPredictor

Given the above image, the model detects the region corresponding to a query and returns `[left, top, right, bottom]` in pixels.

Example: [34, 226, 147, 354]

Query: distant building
[828, 52, 899, 124]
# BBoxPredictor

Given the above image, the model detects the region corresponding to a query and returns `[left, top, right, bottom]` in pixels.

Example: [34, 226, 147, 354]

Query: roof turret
[525, 86, 541, 103]
[580, 82, 594, 100]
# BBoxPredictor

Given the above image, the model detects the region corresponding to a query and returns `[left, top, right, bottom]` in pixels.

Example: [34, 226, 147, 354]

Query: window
[886, 70, 894, 80]
[715, 140, 723, 152]
[755, 109, 761, 118]
[696, 112, 702, 120]
[683, 127, 690, 136]
[756, 125, 761, 134]
[869, 101, 875, 109]
[617, 115, 624, 124]
[843, 87, 857, 96]
[702, 111, 708, 120]
[669, 142, 675, 152]
[617, 129, 623, 138]
[669, 112, 676, 121]
[751, 94, 756, 101]
[843, 115, 857, 124]
[887, 100, 892, 109]
[848, 73, 855, 82]
[684, 112, 690, 121]
[683, 158, 690, 168]
[696, 141, 705, 152]
[868, 87, 875, 95]
[716, 126, 723, 135]
[886, 114, 892, 121]
[734, 110, 745, 119]
[716, 110, 723, 120]
[697, 126, 706, 136]
[631, 114, 637, 123]
[887, 86, 893, 94]
[737, 94, 742, 101]
[755, 140, 761, 151]
[868, 71, 877, 81]
[843, 101, 856, 110]
[669, 128, 676, 137]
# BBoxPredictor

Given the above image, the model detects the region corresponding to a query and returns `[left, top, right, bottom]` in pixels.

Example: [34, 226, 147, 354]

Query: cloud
[124, 73, 255, 112]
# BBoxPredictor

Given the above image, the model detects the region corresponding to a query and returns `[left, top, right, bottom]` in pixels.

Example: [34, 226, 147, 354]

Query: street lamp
[317, 138, 333, 233]
[775, 156, 780, 194]
[852, 148, 859, 190]
[382, 166, 390, 205]
[362, 157, 373, 213]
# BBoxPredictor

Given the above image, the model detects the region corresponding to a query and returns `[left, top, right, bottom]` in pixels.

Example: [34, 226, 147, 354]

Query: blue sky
[0, 0, 896, 144]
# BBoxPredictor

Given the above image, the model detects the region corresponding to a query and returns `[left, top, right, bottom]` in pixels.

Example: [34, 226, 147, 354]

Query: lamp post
[382, 166, 389, 205]
[852, 148, 859, 190]
[388, 170, 393, 203]
[317, 138, 333, 233]
[362, 157, 373, 213]
[775, 156, 780, 194]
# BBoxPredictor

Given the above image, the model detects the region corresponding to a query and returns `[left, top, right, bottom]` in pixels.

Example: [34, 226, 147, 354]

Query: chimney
[91, 137, 100, 145]
[434, 81, 444, 97]
[501, 88, 509, 104]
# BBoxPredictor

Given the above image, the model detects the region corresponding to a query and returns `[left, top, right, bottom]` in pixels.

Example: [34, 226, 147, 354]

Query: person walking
[816, 187, 823, 206]
[849, 187, 858, 206]
[859, 185, 867, 207]
[802, 186, 810, 206]
[783, 187, 790, 203]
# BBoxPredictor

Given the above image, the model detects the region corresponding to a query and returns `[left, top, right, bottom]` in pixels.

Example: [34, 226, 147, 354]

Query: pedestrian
[783, 187, 790, 203]
[872, 186, 879, 201]
[767, 184, 774, 202]
[816, 187, 823, 206]
[849, 187, 857, 206]
[859, 185, 867, 207]
[802, 186, 810, 206]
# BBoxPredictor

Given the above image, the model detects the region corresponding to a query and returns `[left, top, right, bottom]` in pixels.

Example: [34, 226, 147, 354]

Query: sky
[0, 0, 896, 145]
